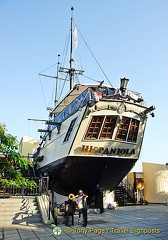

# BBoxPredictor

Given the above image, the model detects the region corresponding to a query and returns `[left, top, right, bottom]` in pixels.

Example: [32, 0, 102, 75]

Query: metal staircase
[115, 180, 135, 206]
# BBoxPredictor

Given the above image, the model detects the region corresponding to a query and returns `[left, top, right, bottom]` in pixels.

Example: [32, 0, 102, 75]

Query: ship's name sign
[81, 145, 135, 155]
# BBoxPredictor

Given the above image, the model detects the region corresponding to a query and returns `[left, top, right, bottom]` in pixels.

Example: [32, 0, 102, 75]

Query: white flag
[72, 27, 78, 51]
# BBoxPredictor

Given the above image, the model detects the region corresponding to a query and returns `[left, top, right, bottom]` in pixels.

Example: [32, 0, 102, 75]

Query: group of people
[65, 189, 88, 227]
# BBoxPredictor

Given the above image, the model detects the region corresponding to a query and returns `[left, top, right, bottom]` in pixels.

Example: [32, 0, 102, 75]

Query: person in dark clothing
[65, 194, 76, 226]
[95, 185, 104, 213]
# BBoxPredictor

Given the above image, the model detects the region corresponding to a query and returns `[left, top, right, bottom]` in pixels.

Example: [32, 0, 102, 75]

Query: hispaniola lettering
[81, 145, 135, 155]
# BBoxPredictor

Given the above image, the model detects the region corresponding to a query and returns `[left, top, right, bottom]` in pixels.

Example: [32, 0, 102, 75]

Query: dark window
[84, 116, 104, 139]
[127, 119, 140, 143]
[115, 117, 130, 141]
[100, 116, 117, 139]
[115, 117, 139, 142]
[64, 117, 77, 142]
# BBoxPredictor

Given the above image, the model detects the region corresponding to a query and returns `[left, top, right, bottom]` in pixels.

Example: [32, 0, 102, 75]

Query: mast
[59, 7, 84, 91]
[54, 54, 60, 106]
[70, 6, 75, 90]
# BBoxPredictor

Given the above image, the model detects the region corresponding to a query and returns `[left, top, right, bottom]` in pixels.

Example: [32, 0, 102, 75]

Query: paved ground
[0, 204, 167, 240]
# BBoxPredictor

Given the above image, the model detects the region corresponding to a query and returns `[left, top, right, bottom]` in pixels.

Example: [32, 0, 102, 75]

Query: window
[63, 117, 77, 142]
[100, 116, 117, 139]
[115, 117, 130, 141]
[84, 115, 140, 143]
[115, 117, 139, 143]
[84, 116, 104, 139]
[85, 116, 117, 140]
[127, 119, 140, 142]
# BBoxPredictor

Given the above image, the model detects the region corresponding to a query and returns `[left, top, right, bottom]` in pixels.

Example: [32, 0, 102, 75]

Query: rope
[58, 73, 69, 101]
[39, 75, 47, 109]
[61, 33, 70, 67]
[39, 63, 57, 74]
[83, 74, 104, 83]
[75, 21, 113, 88]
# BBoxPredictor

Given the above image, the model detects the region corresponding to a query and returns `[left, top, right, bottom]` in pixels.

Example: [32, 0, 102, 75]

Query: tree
[0, 124, 37, 189]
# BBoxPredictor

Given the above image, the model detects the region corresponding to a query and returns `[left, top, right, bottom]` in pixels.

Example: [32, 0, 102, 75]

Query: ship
[33, 8, 155, 203]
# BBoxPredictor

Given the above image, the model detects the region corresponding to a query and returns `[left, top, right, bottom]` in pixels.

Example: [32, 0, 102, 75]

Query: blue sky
[0, 0, 167, 172]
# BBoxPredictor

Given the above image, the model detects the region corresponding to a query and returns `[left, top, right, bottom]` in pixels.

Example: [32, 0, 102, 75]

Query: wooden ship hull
[34, 83, 155, 199]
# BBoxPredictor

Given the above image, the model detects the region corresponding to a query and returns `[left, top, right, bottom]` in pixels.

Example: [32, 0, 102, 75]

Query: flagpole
[70, 6, 74, 90]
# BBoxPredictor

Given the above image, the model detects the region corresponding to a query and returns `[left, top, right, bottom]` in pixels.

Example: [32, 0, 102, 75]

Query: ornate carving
[117, 102, 126, 114]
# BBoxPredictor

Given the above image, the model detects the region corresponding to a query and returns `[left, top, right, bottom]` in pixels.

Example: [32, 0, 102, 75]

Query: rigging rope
[38, 19, 114, 110]
[49, 83, 55, 108]
[75, 75, 80, 84]
[75, 21, 113, 88]
[58, 72, 69, 102]
[83, 74, 104, 83]
[39, 63, 57, 74]
[39, 75, 47, 109]
[61, 33, 70, 67]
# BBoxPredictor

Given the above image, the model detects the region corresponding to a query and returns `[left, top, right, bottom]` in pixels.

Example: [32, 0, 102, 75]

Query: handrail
[41, 192, 50, 218]
[116, 178, 135, 205]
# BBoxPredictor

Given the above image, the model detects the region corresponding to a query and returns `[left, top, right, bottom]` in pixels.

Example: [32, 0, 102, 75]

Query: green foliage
[0, 124, 37, 189]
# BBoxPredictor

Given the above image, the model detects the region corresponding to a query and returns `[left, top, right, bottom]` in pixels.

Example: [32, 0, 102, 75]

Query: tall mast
[70, 6, 74, 90]
[59, 7, 84, 91]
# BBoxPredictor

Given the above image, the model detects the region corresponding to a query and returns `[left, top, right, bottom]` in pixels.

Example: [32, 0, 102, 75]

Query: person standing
[75, 190, 88, 226]
[65, 194, 76, 226]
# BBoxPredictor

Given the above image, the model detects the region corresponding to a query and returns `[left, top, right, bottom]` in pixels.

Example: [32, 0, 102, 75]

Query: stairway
[115, 186, 126, 206]
[115, 182, 135, 206]
[0, 190, 11, 198]
[0, 196, 42, 226]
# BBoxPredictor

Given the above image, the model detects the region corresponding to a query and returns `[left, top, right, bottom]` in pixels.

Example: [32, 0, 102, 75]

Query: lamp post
[120, 78, 129, 95]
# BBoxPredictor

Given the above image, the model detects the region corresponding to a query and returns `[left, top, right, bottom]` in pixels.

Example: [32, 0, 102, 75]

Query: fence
[0, 177, 49, 196]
